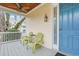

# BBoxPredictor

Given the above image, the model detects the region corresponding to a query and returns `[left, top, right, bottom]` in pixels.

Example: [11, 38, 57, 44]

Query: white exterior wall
[25, 4, 54, 49]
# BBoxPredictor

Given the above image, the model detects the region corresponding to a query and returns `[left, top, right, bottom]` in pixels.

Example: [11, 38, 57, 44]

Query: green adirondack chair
[28, 32, 44, 53]
[21, 32, 33, 45]
[21, 32, 44, 53]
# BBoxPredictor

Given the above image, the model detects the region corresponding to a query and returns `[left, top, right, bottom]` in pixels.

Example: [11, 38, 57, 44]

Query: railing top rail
[0, 32, 21, 33]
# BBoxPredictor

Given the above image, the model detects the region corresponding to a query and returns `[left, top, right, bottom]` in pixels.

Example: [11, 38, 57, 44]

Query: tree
[14, 17, 25, 30]
[0, 11, 6, 32]
[5, 13, 10, 31]
[8, 17, 26, 32]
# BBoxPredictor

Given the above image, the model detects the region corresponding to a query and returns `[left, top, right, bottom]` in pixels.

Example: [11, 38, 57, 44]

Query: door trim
[53, 4, 59, 50]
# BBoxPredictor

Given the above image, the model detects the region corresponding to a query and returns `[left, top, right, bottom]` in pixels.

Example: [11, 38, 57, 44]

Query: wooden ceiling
[0, 3, 40, 13]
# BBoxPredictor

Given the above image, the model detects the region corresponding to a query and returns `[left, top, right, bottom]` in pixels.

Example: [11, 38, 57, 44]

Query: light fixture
[44, 14, 48, 22]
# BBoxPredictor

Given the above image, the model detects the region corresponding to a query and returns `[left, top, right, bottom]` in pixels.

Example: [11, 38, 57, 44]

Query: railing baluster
[0, 32, 21, 42]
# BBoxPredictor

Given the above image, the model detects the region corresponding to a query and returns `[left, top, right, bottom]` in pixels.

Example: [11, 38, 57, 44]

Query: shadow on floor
[55, 52, 66, 56]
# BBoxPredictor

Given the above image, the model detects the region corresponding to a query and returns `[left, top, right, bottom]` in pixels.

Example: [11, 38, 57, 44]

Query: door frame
[53, 3, 59, 50]
[56, 3, 59, 50]
[57, 3, 59, 50]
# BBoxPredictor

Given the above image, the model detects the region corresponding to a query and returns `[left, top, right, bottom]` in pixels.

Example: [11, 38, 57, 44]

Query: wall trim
[53, 4, 59, 50]
[57, 3, 59, 50]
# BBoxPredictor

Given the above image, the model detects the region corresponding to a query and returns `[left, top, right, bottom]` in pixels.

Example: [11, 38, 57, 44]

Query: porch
[0, 40, 57, 56]
[0, 3, 59, 56]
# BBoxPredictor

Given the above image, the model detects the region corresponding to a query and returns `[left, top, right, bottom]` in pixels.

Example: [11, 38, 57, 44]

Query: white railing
[0, 32, 21, 42]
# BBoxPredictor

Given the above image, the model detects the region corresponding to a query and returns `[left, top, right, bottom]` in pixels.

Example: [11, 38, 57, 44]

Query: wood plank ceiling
[0, 3, 40, 13]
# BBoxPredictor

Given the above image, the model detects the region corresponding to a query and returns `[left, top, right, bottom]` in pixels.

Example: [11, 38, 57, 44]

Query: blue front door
[59, 3, 79, 55]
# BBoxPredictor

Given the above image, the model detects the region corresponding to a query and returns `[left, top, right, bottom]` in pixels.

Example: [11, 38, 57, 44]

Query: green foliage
[13, 17, 25, 30]
[7, 17, 25, 32]
[7, 28, 19, 32]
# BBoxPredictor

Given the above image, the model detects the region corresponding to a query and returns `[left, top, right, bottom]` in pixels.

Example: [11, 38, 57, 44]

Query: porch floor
[0, 40, 57, 56]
